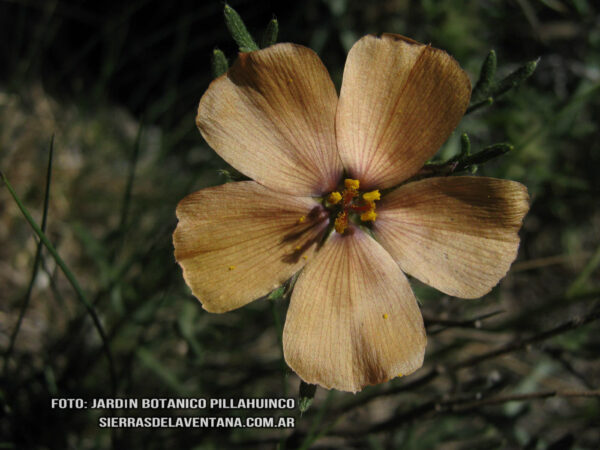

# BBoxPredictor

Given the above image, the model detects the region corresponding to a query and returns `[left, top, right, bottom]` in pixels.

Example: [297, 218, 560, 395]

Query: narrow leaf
[471, 50, 497, 102]
[459, 143, 513, 169]
[299, 381, 317, 414]
[459, 132, 471, 158]
[466, 96, 494, 114]
[211, 48, 228, 78]
[268, 285, 285, 300]
[493, 58, 539, 98]
[224, 4, 259, 53]
[261, 17, 279, 48]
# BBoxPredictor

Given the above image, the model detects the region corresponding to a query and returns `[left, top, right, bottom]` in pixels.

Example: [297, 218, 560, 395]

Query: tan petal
[173, 181, 329, 313]
[197, 44, 342, 196]
[373, 176, 530, 298]
[336, 34, 471, 190]
[283, 228, 426, 392]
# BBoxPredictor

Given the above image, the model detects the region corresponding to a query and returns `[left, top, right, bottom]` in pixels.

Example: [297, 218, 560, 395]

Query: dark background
[1, 0, 599, 448]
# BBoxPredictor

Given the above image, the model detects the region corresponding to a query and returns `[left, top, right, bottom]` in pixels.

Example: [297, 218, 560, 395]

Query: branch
[309, 306, 600, 440]
[445, 389, 600, 413]
[450, 307, 600, 371]
[424, 309, 504, 335]
[342, 388, 600, 436]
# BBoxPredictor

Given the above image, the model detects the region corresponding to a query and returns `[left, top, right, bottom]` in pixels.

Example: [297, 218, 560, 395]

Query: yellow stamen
[334, 211, 348, 234]
[327, 191, 342, 204]
[383, 313, 388, 319]
[344, 178, 360, 191]
[302, 255, 308, 260]
[295, 245, 301, 251]
[228, 265, 236, 271]
[397, 373, 403, 378]
[363, 190, 380, 202]
[360, 210, 377, 222]
[297, 215, 306, 224]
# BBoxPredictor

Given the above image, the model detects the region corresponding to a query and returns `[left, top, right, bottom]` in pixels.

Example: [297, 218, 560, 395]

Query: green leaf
[268, 285, 286, 300]
[459, 132, 471, 158]
[217, 168, 251, 182]
[466, 54, 538, 115]
[466, 96, 494, 114]
[299, 381, 317, 414]
[472, 50, 497, 103]
[461, 143, 513, 168]
[493, 58, 539, 98]
[211, 48, 228, 78]
[261, 17, 279, 48]
[224, 4, 259, 53]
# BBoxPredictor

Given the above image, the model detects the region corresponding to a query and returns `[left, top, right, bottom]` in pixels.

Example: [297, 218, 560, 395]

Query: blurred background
[1, 0, 599, 448]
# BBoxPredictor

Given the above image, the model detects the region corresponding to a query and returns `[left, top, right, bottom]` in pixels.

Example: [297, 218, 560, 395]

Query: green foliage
[471, 50, 497, 103]
[467, 53, 539, 114]
[298, 381, 317, 414]
[261, 17, 279, 48]
[211, 48, 229, 78]
[267, 285, 286, 300]
[224, 4, 259, 53]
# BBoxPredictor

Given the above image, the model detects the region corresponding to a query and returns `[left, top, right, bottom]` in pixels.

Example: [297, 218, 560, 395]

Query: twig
[511, 252, 592, 272]
[444, 389, 600, 413]
[296, 306, 600, 444]
[345, 389, 600, 435]
[424, 309, 504, 335]
[541, 347, 595, 389]
[450, 307, 600, 371]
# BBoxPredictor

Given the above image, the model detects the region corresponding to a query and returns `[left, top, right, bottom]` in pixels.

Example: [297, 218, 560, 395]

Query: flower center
[326, 178, 380, 234]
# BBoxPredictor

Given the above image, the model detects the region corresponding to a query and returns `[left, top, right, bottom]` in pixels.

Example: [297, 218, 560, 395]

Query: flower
[173, 34, 529, 392]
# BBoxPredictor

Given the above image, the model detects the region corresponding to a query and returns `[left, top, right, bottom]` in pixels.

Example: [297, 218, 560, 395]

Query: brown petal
[374, 176, 530, 298]
[173, 181, 329, 312]
[336, 34, 471, 190]
[197, 44, 343, 196]
[283, 228, 426, 392]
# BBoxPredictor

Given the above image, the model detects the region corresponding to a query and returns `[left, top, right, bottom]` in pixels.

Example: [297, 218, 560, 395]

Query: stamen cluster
[326, 179, 380, 234]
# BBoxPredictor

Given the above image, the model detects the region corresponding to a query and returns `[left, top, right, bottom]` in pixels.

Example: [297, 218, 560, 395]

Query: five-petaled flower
[173, 34, 529, 392]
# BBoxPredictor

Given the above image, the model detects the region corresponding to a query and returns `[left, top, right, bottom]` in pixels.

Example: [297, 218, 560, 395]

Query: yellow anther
[228, 265, 236, 271]
[295, 245, 301, 251]
[360, 210, 377, 222]
[363, 190, 380, 202]
[344, 178, 360, 191]
[297, 215, 306, 224]
[288, 78, 293, 83]
[334, 211, 348, 234]
[327, 191, 342, 204]
[397, 373, 403, 378]
[302, 255, 308, 260]
[383, 313, 389, 319]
